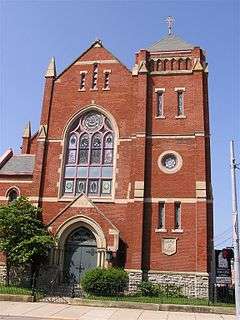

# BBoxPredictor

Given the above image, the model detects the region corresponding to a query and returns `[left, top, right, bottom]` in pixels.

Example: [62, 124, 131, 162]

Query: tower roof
[147, 35, 195, 52]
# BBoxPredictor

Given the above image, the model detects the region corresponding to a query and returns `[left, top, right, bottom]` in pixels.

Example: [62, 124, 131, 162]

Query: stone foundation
[147, 271, 209, 298]
[0, 264, 6, 283]
[125, 269, 142, 292]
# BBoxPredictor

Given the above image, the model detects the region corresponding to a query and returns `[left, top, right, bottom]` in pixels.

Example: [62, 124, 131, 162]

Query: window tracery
[63, 110, 115, 197]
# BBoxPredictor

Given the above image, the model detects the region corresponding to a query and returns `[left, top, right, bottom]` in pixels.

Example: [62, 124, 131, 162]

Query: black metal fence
[213, 285, 235, 304]
[0, 270, 236, 306]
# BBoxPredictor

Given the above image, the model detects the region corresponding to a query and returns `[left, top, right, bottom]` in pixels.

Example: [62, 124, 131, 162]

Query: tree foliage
[0, 197, 54, 282]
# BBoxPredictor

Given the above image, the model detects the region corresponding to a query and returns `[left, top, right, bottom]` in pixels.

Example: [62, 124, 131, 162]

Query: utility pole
[230, 140, 240, 319]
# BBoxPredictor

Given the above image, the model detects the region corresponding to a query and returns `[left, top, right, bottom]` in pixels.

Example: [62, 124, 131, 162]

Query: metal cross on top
[166, 16, 174, 36]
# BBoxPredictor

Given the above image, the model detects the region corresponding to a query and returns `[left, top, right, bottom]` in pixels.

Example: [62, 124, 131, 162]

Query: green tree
[0, 196, 54, 285]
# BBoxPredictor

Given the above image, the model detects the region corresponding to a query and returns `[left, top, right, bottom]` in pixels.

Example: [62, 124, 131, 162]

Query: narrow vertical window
[157, 92, 163, 117]
[92, 64, 98, 89]
[158, 202, 165, 229]
[104, 72, 110, 89]
[177, 91, 184, 116]
[174, 202, 181, 230]
[80, 72, 86, 90]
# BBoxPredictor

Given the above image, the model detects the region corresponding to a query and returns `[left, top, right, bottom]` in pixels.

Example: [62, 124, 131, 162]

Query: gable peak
[92, 38, 103, 48]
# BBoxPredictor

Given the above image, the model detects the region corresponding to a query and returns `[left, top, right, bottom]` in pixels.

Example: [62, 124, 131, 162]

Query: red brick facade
[0, 36, 213, 294]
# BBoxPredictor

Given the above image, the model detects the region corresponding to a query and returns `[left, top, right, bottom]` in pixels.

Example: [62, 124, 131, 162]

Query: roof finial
[165, 16, 174, 36]
[45, 57, 56, 78]
[22, 121, 31, 138]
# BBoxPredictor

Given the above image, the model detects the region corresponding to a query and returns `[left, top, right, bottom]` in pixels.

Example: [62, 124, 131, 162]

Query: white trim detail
[103, 69, 112, 73]
[154, 88, 165, 92]
[147, 134, 195, 139]
[0, 180, 32, 183]
[148, 270, 209, 276]
[145, 198, 198, 203]
[175, 115, 187, 119]
[174, 87, 186, 92]
[155, 228, 167, 233]
[171, 229, 184, 233]
[75, 60, 118, 65]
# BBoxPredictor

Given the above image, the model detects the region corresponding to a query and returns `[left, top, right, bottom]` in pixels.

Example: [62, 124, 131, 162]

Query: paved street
[0, 301, 235, 320]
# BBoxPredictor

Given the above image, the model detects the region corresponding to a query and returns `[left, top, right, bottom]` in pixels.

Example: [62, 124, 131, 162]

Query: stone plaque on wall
[162, 238, 177, 256]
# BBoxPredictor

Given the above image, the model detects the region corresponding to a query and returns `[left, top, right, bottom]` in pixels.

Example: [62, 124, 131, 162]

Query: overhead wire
[215, 236, 232, 248]
[214, 227, 232, 240]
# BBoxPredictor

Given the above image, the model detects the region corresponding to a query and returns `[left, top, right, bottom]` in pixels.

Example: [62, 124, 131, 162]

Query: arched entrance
[64, 226, 97, 283]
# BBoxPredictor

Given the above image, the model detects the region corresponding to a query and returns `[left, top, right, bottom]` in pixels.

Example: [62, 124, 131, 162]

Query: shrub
[138, 281, 183, 298]
[138, 281, 161, 297]
[81, 267, 128, 296]
[163, 284, 183, 297]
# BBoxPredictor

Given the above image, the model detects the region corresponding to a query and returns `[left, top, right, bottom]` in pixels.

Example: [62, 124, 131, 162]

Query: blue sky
[0, 0, 239, 248]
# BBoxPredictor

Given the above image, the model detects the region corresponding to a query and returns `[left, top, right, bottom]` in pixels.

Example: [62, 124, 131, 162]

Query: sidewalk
[0, 301, 235, 320]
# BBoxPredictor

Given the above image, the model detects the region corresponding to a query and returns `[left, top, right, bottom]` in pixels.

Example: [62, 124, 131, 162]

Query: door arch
[56, 215, 107, 281]
[64, 226, 97, 283]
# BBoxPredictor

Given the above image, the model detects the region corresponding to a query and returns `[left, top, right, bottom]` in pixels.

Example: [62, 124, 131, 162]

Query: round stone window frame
[158, 150, 183, 174]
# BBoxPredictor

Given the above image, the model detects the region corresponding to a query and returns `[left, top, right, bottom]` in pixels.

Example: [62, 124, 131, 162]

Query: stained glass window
[158, 202, 165, 229]
[174, 202, 181, 229]
[63, 110, 115, 197]
[177, 91, 184, 116]
[157, 92, 163, 117]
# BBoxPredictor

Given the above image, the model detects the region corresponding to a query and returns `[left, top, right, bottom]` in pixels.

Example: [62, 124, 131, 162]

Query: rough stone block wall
[0, 264, 6, 283]
[127, 270, 142, 292]
[147, 271, 209, 298]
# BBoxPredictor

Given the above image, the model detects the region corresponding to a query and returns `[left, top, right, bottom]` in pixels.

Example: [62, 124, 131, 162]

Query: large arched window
[63, 110, 115, 197]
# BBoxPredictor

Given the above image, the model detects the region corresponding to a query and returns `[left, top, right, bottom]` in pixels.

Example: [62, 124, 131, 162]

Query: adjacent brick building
[0, 33, 213, 296]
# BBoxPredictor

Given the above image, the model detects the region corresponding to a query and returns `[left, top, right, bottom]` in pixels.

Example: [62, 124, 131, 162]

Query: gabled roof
[148, 35, 195, 52]
[0, 155, 35, 175]
[56, 39, 130, 79]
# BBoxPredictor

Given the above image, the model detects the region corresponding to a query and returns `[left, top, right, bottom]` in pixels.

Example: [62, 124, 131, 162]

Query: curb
[0, 294, 34, 302]
[0, 295, 235, 315]
[70, 298, 236, 315]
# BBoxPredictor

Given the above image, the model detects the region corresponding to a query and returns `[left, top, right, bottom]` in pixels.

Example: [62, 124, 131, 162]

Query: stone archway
[56, 215, 107, 281]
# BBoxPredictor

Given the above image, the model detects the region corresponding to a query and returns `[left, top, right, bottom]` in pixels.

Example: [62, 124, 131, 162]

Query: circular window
[158, 151, 182, 174]
[161, 154, 177, 170]
[82, 111, 104, 132]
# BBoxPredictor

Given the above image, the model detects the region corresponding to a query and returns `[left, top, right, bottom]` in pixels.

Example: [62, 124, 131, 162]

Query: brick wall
[0, 40, 213, 279]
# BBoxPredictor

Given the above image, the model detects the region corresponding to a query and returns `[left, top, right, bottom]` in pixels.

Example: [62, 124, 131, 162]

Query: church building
[0, 30, 213, 297]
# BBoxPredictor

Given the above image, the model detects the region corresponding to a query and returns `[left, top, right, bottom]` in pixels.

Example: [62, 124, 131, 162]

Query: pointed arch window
[63, 110, 115, 197]
[7, 188, 19, 203]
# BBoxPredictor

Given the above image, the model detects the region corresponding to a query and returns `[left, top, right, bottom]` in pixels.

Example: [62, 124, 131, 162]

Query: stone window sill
[59, 196, 114, 202]
[155, 228, 167, 233]
[155, 115, 166, 119]
[78, 88, 86, 92]
[90, 88, 98, 91]
[171, 229, 183, 233]
[175, 115, 186, 119]
[102, 87, 110, 91]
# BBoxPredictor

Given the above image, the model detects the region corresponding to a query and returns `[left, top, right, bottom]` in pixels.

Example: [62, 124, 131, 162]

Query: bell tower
[134, 20, 213, 296]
